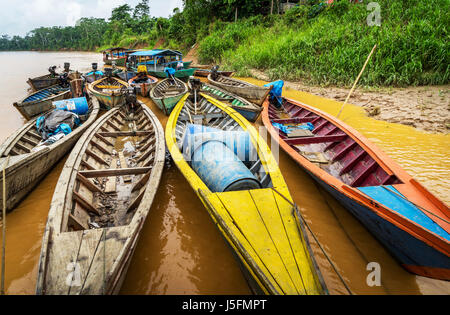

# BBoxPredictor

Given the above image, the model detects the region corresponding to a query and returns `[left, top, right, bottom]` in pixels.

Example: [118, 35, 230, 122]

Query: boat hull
[207, 74, 271, 106]
[14, 88, 71, 120]
[311, 170, 450, 280]
[147, 67, 196, 79]
[27, 76, 60, 91]
[0, 97, 100, 212]
[262, 97, 450, 280]
[152, 95, 184, 115]
[104, 57, 127, 67]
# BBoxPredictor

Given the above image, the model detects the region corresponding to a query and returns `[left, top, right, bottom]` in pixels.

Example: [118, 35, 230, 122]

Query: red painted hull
[262, 97, 450, 280]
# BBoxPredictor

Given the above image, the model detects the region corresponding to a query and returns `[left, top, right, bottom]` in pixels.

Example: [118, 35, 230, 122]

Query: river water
[0, 52, 448, 295]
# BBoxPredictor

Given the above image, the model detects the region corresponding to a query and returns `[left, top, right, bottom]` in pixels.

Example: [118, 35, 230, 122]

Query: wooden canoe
[193, 81, 262, 122]
[147, 67, 196, 79]
[207, 74, 272, 106]
[149, 77, 188, 116]
[166, 92, 327, 295]
[194, 69, 234, 78]
[14, 84, 71, 120]
[87, 77, 129, 110]
[27, 74, 61, 92]
[83, 71, 104, 84]
[36, 100, 165, 295]
[0, 96, 100, 212]
[263, 97, 450, 280]
[116, 70, 136, 82]
[128, 74, 158, 97]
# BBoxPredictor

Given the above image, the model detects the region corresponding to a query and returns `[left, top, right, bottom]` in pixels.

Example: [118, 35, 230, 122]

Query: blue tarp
[129, 49, 182, 57]
[264, 80, 284, 107]
[272, 122, 314, 134]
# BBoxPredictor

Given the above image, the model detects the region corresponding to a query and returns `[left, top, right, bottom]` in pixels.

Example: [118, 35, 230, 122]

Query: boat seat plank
[76, 173, 102, 194]
[94, 133, 114, 147]
[285, 134, 347, 146]
[79, 167, 152, 178]
[85, 148, 109, 166]
[97, 131, 153, 137]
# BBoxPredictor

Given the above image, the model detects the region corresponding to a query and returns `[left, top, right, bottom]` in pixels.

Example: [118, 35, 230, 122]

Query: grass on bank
[197, 0, 449, 87]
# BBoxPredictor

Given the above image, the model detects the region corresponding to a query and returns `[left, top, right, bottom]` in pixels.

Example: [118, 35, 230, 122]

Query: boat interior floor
[268, 100, 402, 188]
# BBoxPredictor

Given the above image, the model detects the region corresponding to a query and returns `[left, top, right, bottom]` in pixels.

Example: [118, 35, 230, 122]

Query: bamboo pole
[336, 44, 377, 118]
[1, 156, 10, 295]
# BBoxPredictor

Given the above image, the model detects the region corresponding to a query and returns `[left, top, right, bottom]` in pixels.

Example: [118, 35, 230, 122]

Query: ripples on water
[0, 54, 448, 295]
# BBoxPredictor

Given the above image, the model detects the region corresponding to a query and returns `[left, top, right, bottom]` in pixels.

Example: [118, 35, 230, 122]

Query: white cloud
[0, 0, 184, 37]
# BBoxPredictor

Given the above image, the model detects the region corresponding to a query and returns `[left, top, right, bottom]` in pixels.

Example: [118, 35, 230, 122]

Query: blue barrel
[183, 124, 256, 163]
[190, 140, 261, 192]
[53, 97, 89, 115]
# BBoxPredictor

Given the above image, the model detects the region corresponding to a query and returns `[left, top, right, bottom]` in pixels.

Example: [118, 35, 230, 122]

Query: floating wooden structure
[102, 47, 127, 67]
[207, 73, 272, 106]
[262, 97, 450, 280]
[36, 100, 165, 295]
[0, 96, 100, 212]
[14, 85, 71, 120]
[128, 74, 158, 97]
[87, 77, 129, 110]
[165, 92, 327, 294]
[149, 77, 188, 115]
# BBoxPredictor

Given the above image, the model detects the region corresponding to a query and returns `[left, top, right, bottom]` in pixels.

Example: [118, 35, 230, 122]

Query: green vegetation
[199, 0, 449, 86]
[0, 0, 448, 87]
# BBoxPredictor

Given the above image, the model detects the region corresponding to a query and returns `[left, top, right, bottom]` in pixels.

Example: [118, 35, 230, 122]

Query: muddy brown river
[0, 52, 448, 295]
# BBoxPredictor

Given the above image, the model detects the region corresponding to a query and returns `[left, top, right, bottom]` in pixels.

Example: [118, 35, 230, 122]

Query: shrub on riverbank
[198, 0, 449, 87]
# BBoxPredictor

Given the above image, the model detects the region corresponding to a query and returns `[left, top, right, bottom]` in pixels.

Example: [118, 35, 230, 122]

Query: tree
[133, 0, 150, 19]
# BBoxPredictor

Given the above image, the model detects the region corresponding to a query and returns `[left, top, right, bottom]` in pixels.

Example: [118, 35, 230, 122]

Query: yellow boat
[166, 91, 327, 295]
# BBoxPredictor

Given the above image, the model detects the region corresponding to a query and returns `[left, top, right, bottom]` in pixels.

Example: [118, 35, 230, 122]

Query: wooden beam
[97, 131, 153, 137]
[15, 142, 31, 153]
[90, 140, 111, 155]
[271, 117, 316, 125]
[68, 213, 88, 230]
[76, 173, 102, 193]
[94, 133, 114, 147]
[21, 136, 39, 147]
[72, 191, 100, 215]
[132, 172, 150, 192]
[79, 167, 151, 178]
[85, 148, 109, 166]
[284, 134, 347, 146]
[126, 189, 145, 213]
[80, 159, 96, 170]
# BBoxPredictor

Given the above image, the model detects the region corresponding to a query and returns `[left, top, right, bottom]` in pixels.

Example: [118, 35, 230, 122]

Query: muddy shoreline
[249, 69, 449, 134]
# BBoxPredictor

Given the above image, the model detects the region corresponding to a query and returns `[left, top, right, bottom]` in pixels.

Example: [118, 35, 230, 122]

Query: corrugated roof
[129, 49, 182, 57]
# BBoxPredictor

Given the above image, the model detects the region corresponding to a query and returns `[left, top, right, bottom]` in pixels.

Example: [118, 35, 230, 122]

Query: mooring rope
[270, 187, 353, 295]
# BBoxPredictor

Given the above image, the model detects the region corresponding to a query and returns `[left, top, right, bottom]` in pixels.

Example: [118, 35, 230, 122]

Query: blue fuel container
[53, 97, 89, 115]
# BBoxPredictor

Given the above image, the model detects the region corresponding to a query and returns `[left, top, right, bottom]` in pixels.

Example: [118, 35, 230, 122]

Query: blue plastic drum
[53, 97, 89, 115]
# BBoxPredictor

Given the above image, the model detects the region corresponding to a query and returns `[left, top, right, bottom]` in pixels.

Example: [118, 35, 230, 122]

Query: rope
[270, 187, 353, 295]
[1, 156, 10, 295]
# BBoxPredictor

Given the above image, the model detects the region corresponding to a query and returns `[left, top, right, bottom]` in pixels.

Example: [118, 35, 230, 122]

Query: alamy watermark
[366, 262, 381, 286]
[367, 2, 381, 26]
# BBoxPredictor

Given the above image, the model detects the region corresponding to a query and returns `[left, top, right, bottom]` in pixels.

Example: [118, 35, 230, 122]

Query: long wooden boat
[0, 96, 100, 212]
[207, 74, 272, 106]
[195, 82, 262, 122]
[87, 77, 128, 110]
[84, 70, 104, 84]
[263, 97, 450, 280]
[166, 92, 327, 295]
[149, 78, 188, 115]
[27, 74, 60, 92]
[103, 47, 127, 67]
[13, 84, 71, 120]
[128, 74, 158, 97]
[36, 100, 165, 295]
[195, 68, 234, 78]
[147, 67, 195, 79]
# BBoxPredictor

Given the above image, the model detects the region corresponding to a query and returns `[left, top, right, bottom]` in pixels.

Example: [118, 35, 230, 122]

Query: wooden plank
[76, 173, 102, 193]
[85, 148, 109, 166]
[21, 136, 39, 147]
[80, 159, 96, 170]
[106, 120, 121, 131]
[79, 167, 151, 178]
[90, 140, 110, 155]
[286, 129, 314, 138]
[104, 158, 117, 193]
[285, 134, 347, 146]
[68, 213, 88, 230]
[94, 133, 114, 147]
[132, 172, 150, 192]
[98, 131, 153, 137]
[126, 189, 145, 213]
[119, 152, 131, 182]
[72, 191, 100, 215]
[15, 142, 31, 153]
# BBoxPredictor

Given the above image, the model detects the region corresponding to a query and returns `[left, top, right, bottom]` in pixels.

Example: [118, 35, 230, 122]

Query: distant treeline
[0, 0, 277, 51]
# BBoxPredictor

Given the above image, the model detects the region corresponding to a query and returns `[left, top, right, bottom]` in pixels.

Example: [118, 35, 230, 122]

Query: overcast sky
[0, 0, 184, 37]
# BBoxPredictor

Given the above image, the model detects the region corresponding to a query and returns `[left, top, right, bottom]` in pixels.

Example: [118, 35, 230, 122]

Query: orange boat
[262, 97, 450, 280]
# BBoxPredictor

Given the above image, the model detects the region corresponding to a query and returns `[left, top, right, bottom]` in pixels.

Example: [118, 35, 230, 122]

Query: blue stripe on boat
[358, 185, 450, 241]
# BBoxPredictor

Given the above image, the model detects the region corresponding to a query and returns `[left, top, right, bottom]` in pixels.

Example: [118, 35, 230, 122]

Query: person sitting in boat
[176, 61, 184, 70]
